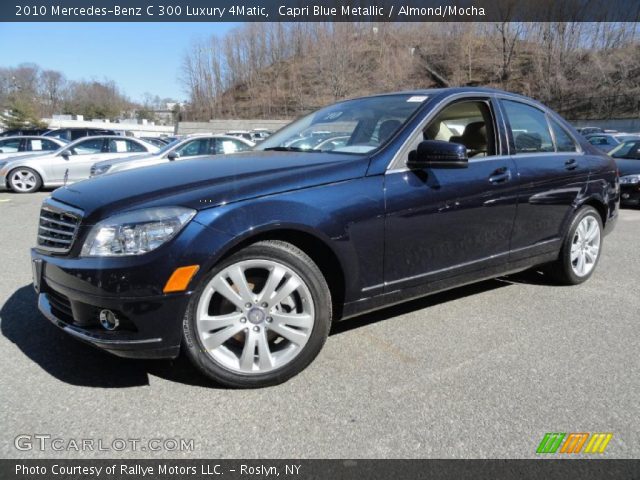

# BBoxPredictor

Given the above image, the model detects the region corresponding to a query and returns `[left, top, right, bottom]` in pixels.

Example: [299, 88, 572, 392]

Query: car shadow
[2, 272, 544, 388]
[330, 278, 510, 335]
[0, 285, 213, 389]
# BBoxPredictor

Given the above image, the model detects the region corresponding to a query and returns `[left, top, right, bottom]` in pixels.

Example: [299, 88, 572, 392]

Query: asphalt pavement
[1, 190, 638, 458]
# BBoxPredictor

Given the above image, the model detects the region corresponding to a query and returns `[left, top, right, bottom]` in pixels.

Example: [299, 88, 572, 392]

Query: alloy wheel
[570, 215, 601, 277]
[10, 170, 38, 192]
[195, 259, 315, 374]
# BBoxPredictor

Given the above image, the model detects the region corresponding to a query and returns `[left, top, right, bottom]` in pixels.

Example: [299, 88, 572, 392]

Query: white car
[90, 134, 254, 177]
[0, 135, 159, 193]
[0, 136, 67, 161]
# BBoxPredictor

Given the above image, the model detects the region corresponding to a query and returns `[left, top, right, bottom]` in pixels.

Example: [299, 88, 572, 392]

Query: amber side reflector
[163, 265, 200, 293]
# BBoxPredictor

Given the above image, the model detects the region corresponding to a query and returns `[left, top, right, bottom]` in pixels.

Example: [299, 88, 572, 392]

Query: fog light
[99, 309, 120, 331]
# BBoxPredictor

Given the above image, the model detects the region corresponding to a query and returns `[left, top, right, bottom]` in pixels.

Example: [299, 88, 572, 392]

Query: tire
[183, 240, 332, 388]
[8, 167, 42, 193]
[547, 206, 603, 285]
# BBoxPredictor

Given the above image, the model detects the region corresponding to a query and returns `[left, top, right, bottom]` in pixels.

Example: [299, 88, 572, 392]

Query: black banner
[3, 0, 640, 22]
[3, 459, 640, 480]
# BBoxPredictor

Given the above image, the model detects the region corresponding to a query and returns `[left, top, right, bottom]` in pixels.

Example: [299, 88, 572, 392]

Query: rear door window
[501, 100, 554, 153]
[549, 119, 578, 152]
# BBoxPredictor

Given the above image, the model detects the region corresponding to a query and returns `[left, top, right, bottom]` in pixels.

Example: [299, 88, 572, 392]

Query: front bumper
[620, 183, 640, 206]
[31, 251, 192, 360]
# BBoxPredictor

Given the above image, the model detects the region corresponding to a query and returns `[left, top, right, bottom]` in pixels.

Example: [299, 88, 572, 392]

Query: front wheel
[8, 167, 42, 193]
[183, 240, 332, 388]
[548, 206, 603, 285]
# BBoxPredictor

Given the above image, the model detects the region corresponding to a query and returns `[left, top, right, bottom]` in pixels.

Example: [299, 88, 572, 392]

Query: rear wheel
[548, 206, 603, 285]
[183, 240, 331, 388]
[8, 167, 42, 193]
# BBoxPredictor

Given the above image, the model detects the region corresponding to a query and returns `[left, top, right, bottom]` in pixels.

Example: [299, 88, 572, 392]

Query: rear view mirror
[167, 151, 179, 161]
[407, 140, 468, 169]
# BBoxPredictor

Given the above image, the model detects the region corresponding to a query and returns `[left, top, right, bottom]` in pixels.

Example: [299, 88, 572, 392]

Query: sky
[0, 22, 241, 102]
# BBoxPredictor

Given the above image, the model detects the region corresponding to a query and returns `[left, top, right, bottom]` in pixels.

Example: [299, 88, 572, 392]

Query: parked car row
[1, 127, 125, 140]
[90, 134, 254, 177]
[225, 129, 274, 143]
[609, 139, 640, 206]
[0, 136, 68, 160]
[0, 134, 254, 193]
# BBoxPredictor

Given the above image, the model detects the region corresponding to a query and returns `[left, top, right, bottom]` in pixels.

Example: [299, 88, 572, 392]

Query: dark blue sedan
[31, 88, 619, 387]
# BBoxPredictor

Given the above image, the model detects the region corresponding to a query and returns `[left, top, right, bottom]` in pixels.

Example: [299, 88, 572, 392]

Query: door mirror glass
[167, 151, 179, 161]
[60, 150, 71, 159]
[407, 140, 468, 169]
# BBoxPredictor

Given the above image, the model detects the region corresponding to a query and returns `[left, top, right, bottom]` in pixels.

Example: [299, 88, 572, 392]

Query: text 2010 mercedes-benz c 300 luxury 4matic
[31, 88, 619, 387]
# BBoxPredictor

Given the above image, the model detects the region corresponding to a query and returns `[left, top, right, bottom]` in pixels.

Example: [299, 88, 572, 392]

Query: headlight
[81, 207, 196, 257]
[620, 174, 640, 185]
[91, 164, 111, 176]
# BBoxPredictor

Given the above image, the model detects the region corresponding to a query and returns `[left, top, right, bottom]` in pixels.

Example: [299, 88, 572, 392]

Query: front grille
[37, 198, 83, 254]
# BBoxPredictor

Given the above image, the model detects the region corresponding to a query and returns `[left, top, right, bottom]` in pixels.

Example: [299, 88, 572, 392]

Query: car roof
[0, 135, 65, 141]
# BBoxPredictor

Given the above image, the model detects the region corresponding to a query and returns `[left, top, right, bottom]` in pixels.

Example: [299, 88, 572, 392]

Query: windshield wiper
[263, 146, 323, 152]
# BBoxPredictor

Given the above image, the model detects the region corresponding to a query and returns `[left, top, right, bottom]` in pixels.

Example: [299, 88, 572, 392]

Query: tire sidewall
[8, 167, 42, 193]
[561, 206, 603, 284]
[183, 241, 331, 388]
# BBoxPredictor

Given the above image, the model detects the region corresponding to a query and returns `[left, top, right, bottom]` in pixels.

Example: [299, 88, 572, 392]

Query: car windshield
[610, 141, 640, 159]
[617, 135, 640, 143]
[256, 94, 428, 154]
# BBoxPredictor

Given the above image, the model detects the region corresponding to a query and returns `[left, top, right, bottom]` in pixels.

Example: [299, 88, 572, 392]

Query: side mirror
[60, 150, 70, 160]
[407, 140, 468, 169]
[167, 151, 179, 161]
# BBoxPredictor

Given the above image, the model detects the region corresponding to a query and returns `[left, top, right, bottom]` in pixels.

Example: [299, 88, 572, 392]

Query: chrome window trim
[386, 92, 588, 175]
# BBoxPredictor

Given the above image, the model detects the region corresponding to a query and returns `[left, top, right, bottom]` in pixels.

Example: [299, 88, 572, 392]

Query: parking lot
[0, 190, 638, 459]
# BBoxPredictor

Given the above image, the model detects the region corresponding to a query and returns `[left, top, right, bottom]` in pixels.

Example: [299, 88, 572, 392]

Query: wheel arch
[6, 163, 45, 188]
[208, 225, 347, 319]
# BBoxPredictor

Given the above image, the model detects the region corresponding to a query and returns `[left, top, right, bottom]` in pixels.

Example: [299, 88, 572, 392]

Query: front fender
[191, 176, 385, 303]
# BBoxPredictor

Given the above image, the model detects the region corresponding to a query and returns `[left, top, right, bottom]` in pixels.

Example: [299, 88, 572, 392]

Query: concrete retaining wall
[177, 119, 292, 135]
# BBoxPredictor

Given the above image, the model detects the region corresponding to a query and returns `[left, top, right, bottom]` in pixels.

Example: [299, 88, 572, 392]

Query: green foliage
[136, 107, 156, 122]
[0, 97, 46, 129]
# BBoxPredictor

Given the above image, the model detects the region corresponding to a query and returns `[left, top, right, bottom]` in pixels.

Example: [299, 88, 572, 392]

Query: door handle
[489, 167, 511, 184]
[565, 159, 578, 170]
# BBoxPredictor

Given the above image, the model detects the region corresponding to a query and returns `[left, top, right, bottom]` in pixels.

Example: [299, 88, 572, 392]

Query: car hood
[52, 151, 370, 222]
[614, 158, 640, 177]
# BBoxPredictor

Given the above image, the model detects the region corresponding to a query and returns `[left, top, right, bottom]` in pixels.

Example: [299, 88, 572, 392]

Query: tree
[0, 96, 46, 129]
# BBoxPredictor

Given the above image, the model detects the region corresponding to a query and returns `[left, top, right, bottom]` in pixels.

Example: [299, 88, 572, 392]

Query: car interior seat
[449, 121, 488, 157]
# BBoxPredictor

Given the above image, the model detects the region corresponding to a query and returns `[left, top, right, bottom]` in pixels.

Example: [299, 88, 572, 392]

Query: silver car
[0, 136, 67, 161]
[90, 134, 254, 177]
[0, 136, 159, 193]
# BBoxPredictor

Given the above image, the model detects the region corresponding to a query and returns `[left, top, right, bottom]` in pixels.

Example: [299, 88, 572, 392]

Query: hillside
[181, 23, 640, 121]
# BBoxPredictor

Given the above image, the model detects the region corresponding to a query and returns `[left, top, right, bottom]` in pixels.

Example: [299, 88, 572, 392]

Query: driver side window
[69, 138, 105, 155]
[421, 100, 498, 158]
[177, 139, 209, 157]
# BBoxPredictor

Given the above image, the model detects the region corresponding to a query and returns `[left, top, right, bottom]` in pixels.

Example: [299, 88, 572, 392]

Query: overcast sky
[0, 22, 241, 102]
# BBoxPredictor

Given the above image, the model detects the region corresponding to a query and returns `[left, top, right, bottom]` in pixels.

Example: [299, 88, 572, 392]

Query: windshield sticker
[321, 111, 343, 121]
[407, 96, 428, 102]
